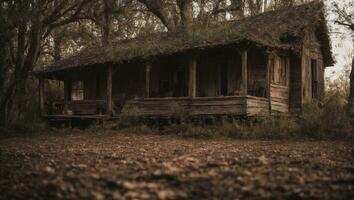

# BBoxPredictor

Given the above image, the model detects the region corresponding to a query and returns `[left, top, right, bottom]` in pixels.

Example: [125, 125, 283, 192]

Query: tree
[0, 5, 12, 127]
[331, 1, 354, 106]
[0, 0, 93, 127]
[136, 0, 248, 31]
[136, 0, 313, 32]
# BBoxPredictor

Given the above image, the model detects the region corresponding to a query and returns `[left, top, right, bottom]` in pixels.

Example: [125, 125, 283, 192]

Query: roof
[38, 2, 334, 75]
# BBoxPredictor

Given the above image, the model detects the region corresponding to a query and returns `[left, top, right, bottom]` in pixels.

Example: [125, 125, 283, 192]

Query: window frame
[71, 80, 84, 101]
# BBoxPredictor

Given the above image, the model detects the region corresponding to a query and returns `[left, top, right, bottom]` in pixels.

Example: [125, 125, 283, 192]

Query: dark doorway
[173, 67, 187, 97]
[311, 59, 318, 99]
[220, 63, 228, 96]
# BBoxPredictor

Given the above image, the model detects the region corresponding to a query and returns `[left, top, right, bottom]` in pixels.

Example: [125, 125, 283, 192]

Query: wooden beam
[286, 56, 291, 87]
[64, 80, 71, 103]
[241, 49, 248, 96]
[266, 53, 272, 114]
[188, 54, 197, 97]
[39, 78, 45, 116]
[106, 65, 113, 116]
[145, 63, 151, 98]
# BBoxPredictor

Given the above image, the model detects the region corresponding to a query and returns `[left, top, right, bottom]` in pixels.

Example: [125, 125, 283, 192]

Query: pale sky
[325, 0, 353, 79]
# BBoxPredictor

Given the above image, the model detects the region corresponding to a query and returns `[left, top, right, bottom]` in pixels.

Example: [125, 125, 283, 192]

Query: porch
[38, 45, 292, 119]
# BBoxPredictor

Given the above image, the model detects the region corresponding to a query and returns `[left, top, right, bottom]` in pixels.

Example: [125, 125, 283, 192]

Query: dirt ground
[0, 131, 353, 200]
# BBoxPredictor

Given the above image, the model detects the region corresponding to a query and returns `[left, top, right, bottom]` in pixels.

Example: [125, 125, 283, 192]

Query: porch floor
[44, 115, 108, 120]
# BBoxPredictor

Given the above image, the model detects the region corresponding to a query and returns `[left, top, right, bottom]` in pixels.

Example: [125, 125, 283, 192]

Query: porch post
[145, 63, 151, 98]
[64, 80, 71, 103]
[106, 65, 113, 116]
[266, 53, 272, 114]
[241, 49, 248, 96]
[39, 78, 45, 116]
[188, 54, 197, 97]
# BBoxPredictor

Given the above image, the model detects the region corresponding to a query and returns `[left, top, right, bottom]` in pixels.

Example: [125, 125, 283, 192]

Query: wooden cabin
[36, 2, 334, 121]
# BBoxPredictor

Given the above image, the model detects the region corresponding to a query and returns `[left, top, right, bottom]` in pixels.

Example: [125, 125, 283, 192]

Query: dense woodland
[0, 0, 353, 130]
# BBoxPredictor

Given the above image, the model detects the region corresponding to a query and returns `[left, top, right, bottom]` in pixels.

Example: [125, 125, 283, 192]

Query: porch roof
[36, 2, 333, 76]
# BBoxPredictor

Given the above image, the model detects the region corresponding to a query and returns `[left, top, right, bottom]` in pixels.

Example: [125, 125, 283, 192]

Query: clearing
[0, 131, 353, 199]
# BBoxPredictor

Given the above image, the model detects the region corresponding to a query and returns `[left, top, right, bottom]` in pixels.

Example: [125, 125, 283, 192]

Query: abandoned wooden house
[36, 2, 333, 121]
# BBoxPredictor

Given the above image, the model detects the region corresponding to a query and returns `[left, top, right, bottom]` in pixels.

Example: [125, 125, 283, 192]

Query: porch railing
[51, 100, 106, 116]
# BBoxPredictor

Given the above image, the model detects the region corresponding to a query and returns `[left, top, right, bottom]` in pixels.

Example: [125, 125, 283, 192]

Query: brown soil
[0, 131, 353, 199]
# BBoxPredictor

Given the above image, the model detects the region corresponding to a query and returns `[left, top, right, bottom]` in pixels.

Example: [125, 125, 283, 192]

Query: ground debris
[0, 132, 353, 199]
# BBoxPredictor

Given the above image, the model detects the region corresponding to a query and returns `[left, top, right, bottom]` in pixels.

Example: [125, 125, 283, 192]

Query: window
[271, 56, 287, 86]
[71, 81, 84, 101]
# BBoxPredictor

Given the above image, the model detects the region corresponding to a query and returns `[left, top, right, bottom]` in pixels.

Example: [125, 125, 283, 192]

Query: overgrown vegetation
[107, 91, 353, 140]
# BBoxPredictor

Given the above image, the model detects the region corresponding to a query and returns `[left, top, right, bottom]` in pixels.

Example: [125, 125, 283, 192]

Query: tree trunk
[348, 56, 354, 107]
[231, 0, 245, 19]
[0, 7, 10, 128]
[138, 0, 177, 31]
[177, 0, 193, 30]
[102, 0, 111, 45]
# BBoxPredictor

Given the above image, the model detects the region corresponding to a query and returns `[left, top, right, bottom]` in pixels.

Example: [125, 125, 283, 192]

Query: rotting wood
[145, 63, 151, 98]
[241, 49, 248, 96]
[120, 96, 269, 117]
[266, 52, 272, 114]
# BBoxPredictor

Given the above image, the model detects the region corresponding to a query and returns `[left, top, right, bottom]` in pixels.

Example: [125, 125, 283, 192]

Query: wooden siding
[270, 84, 289, 113]
[120, 96, 268, 117]
[301, 31, 325, 103]
[247, 96, 269, 116]
[268, 54, 290, 113]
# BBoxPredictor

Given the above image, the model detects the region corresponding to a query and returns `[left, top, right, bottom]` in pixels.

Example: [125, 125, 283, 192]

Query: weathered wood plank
[247, 96, 269, 116]
[145, 63, 151, 98]
[242, 49, 248, 96]
[188, 54, 197, 97]
[121, 96, 250, 116]
[266, 53, 272, 114]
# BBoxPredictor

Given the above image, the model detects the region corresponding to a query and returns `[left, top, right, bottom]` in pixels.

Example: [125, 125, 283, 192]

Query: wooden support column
[188, 54, 197, 97]
[64, 80, 71, 103]
[241, 49, 248, 96]
[145, 63, 151, 98]
[106, 65, 113, 116]
[266, 53, 272, 114]
[39, 78, 45, 116]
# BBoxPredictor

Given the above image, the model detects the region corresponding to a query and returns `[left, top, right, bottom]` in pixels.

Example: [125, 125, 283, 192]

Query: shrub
[217, 121, 251, 138]
[249, 117, 299, 139]
[299, 92, 352, 139]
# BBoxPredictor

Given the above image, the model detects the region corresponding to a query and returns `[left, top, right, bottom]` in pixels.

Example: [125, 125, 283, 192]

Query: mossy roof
[38, 2, 333, 75]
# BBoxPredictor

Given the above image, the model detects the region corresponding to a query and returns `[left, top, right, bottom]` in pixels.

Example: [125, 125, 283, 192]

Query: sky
[325, 0, 353, 79]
